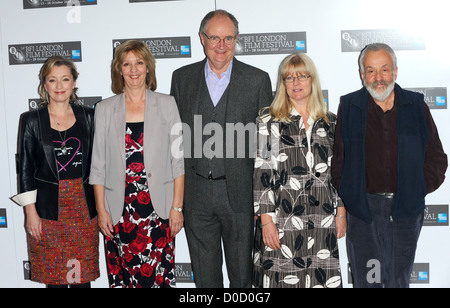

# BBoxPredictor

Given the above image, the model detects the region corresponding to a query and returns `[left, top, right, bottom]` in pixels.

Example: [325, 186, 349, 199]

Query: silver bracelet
[261, 221, 274, 227]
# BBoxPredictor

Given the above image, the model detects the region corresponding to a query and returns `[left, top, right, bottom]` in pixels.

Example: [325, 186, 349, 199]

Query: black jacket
[17, 104, 97, 221]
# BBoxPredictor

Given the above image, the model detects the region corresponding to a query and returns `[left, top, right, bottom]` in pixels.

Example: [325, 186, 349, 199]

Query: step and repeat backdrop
[0, 0, 449, 288]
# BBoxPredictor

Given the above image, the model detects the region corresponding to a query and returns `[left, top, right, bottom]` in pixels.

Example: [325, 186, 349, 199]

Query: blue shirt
[204, 60, 233, 106]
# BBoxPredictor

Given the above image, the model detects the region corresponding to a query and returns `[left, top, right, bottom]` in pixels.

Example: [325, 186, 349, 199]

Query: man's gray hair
[359, 43, 397, 71]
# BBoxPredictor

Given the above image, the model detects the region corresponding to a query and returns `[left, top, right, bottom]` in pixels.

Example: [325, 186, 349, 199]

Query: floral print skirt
[104, 122, 175, 288]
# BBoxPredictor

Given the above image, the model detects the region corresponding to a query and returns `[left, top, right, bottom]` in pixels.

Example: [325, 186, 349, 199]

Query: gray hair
[359, 43, 397, 71]
[199, 9, 239, 36]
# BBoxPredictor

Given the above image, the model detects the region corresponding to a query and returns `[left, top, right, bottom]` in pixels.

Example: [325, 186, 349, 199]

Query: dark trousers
[346, 194, 424, 288]
[184, 175, 254, 288]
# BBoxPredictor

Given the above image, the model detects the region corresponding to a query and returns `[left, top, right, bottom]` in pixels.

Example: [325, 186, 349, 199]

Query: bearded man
[331, 43, 447, 288]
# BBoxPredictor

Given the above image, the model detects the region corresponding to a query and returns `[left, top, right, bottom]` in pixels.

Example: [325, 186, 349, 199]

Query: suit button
[147, 173, 152, 178]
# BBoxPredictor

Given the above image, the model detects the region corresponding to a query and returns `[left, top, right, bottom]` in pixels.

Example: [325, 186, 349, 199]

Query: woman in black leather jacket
[11, 56, 99, 288]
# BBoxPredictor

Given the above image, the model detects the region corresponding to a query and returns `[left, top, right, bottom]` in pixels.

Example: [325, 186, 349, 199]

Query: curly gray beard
[364, 80, 395, 102]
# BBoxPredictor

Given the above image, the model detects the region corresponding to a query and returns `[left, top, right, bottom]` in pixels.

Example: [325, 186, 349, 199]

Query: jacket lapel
[191, 59, 207, 116]
[114, 94, 127, 169]
[224, 58, 242, 121]
[350, 87, 369, 110]
[37, 107, 59, 180]
[394, 83, 409, 107]
[143, 90, 158, 174]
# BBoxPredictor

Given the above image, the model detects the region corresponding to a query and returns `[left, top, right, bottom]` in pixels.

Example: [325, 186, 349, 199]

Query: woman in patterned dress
[12, 56, 99, 288]
[253, 53, 346, 288]
[90, 40, 185, 288]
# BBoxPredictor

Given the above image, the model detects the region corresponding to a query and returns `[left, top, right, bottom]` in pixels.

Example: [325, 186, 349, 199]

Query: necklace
[58, 129, 68, 155]
[50, 107, 71, 155]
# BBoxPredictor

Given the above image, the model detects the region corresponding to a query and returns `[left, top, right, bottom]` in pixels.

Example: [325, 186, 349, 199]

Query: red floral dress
[105, 122, 175, 288]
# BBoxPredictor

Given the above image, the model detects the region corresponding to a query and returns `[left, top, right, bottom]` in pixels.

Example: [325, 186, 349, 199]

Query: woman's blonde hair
[111, 40, 157, 94]
[38, 56, 79, 106]
[266, 53, 329, 124]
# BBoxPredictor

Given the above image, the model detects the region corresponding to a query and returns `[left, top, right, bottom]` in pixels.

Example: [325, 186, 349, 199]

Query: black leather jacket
[17, 104, 97, 221]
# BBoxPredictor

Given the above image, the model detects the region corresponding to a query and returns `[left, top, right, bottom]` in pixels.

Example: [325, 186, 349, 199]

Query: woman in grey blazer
[89, 40, 184, 288]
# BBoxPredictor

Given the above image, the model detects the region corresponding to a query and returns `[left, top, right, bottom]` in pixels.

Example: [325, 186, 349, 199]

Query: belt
[375, 192, 396, 198]
[196, 173, 226, 181]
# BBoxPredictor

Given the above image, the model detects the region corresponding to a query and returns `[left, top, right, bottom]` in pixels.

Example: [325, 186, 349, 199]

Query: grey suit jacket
[89, 89, 184, 225]
[170, 58, 272, 214]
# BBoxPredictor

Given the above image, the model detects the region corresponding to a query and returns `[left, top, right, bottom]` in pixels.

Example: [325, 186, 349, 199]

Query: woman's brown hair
[111, 40, 157, 94]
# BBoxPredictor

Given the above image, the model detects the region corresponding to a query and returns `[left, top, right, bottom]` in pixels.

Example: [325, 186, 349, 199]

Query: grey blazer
[89, 90, 184, 225]
[170, 58, 273, 214]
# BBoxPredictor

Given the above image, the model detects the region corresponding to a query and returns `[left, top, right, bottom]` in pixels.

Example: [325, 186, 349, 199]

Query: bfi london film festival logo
[23, 0, 97, 9]
[175, 263, 194, 283]
[113, 37, 191, 59]
[24, 0, 97, 23]
[348, 262, 430, 285]
[411, 264, 430, 284]
[407, 87, 447, 110]
[0, 209, 7, 229]
[423, 204, 449, 227]
[236, 32, 307, 56]
[341, 29, 426, 52]
[9, 42, 82, 65]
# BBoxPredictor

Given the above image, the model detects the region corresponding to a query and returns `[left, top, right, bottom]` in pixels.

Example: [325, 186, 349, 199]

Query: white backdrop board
[0, 0, 448, 288]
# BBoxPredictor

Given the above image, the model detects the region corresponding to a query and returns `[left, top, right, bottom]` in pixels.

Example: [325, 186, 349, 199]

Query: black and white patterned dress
[253, 112, 343, 288]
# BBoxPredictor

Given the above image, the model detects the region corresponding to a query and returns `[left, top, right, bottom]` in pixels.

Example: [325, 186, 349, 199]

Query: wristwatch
[172, 206, 183, 213]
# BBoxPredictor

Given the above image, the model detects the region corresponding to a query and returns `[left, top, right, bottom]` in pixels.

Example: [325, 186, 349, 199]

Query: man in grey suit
[170, 10, 273, 288]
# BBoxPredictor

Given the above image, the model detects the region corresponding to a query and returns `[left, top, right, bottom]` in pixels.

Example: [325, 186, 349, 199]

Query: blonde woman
[253, 53, 346, 288]
[12, 56, 99, 288]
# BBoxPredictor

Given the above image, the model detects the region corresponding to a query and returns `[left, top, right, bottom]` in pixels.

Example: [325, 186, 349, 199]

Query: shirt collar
[290, 107, 315, 127]
[204, 60, 233, 79]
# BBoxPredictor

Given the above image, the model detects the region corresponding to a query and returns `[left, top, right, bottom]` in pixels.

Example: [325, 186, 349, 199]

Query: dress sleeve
[328, 113, 345, 209]
[253, 115, 278, 219]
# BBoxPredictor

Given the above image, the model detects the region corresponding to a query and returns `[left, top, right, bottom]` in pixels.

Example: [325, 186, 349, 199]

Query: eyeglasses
[284, 75, 311, 83]
[202, 33, 238, 46]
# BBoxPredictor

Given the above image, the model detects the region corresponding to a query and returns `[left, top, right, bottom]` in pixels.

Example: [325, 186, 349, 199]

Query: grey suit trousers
[184, 174, 254, 288]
